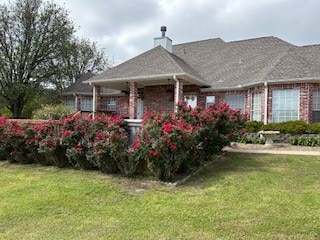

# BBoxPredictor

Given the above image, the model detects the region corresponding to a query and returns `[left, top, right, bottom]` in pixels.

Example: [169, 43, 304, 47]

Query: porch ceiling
[88, 73, 210, 91]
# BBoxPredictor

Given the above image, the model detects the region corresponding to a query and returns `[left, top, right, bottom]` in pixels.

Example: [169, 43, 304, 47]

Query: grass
[0, 153, 319, 240]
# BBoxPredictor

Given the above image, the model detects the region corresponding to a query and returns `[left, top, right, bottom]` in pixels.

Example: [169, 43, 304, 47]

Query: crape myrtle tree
[0, 0, 112, 118]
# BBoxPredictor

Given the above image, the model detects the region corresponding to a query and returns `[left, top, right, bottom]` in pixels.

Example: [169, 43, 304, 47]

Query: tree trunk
[12, 98, 24, 119]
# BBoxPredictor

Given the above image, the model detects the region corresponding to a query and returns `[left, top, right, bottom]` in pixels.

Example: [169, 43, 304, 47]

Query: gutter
[200, 77, 320, 92]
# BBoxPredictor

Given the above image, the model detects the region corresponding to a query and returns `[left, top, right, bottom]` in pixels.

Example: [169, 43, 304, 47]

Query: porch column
[264, 82, 268, 124]
[174, 76, 184, 112]
[74, 94, 80, 111]
[92, 85, 101, 119]
[129, 82, 138, 119]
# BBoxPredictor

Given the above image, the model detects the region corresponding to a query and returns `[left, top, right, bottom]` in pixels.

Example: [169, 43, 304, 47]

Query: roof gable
[264, 47, 320, 80]
[89, 45, 201, 82]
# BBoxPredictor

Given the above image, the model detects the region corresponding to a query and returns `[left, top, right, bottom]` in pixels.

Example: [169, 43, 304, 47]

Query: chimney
[154, 26, 172, 53]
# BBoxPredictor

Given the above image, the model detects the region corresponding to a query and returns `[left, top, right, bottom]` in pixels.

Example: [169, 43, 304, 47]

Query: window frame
[80, 98, 93, 112]
[184, 94, 198, 109]
[272, 89, 299, 123]
[65, 98, 75, 110]
[312, 89, 320, 123]
[107, 99, 117, 111]
[225, 94, 245, 113]
[205, 96, 215, 109]
[251, 92, 261, 121]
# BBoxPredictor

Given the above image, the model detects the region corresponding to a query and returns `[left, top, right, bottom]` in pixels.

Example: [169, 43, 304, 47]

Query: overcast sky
[1, 0, 320, 64]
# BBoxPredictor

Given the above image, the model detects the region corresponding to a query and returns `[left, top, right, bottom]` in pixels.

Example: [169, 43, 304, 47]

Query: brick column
[129, 82, 137, 119]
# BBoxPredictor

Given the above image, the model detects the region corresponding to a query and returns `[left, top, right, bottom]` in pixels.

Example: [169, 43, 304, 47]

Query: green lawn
[0, 153, 319, 240]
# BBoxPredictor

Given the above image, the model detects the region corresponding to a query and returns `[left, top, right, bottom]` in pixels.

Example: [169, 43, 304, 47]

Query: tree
[0, 0, 74, 118]
[50, 38, 114, 91]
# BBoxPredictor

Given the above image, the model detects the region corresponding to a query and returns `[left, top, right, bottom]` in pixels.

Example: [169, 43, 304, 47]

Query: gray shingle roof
[63, 72, 95, 95]
[85, 36, 320, 90]
[89, 45, 202, 82]
[62, 72, 121, 95]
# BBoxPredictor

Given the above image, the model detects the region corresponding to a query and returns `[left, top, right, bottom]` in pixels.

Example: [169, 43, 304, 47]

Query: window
[272, 89, 299, 122]
[107, 99, 117, 111]
[184, 94, 197, 108]
[251, 93, 261, 121]
[312, 90, 320, 123]
[80, 98, 92, 111]
[225, 94, 245, 113]
[206, 96, 215, 109]
[65, 98, 75, 110]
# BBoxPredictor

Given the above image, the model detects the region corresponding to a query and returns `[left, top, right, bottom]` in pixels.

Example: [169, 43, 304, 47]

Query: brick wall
[144, 85, 175, 113]
[64, 82, 320, 122]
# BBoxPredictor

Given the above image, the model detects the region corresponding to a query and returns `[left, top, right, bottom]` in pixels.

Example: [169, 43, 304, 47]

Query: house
[63, 26, 320, 123]
[61, 72, 125, 114]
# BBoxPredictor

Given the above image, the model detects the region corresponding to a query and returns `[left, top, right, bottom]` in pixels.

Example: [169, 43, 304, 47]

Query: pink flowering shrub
[0, 101, 245, 182]
[61, 115, 95, 169]
[0, 116, 8, 160]
[86, 115, 128, 174]
[37, 121, 70, 167]
[1, 121, 31, 163]
[130, 103, 246, 181]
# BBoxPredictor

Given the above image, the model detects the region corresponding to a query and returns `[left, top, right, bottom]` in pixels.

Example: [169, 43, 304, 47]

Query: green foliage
[237, 134, 266, 144]
[308, 122, 320, 134]
[0, 0, 75, 118]
[0, 106, 13, 118]
[261, 120, 307, 135]
[290, 136, 320, 146]
[22, 89, 61, 118]
[244, 121, 264, 133]
[33, 104, 76, 120]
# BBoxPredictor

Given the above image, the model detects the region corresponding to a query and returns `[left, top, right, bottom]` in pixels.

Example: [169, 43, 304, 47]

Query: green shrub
[308, 123, 320, 134]
[261, 123, 281, 131]
[244, 121, 264, 133]
[262, 120, 307, 135]
[33, 104, 76, 120]
[290, 136, 320, 146]
[237, 135, 266, 144]
[281, 120, 307, 135]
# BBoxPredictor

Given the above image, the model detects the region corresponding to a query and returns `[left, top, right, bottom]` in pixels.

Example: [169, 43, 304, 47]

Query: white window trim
[206, 96, 215, 109]
[272, 89, 300, 123]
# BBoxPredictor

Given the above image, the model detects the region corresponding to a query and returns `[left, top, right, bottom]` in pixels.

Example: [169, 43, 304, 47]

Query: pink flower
[170, 144, 177, 151]
[61, 129, 71, 138]
[162, 122, 175, 133]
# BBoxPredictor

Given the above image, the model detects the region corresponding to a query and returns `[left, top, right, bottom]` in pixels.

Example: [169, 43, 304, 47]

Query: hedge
[0, 103, 246, 181]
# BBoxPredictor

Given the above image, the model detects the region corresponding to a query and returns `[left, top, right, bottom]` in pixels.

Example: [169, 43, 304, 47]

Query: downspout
[264, 82, 268, 124]
[173, 75, 179, 112]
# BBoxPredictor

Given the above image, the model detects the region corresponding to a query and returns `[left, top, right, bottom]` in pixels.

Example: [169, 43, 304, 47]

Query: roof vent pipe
[161, 26, 166, 37]
[154, 26, 172, 53]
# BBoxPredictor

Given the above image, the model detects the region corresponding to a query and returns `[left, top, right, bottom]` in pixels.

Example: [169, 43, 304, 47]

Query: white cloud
[1, 0, 320, 63]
